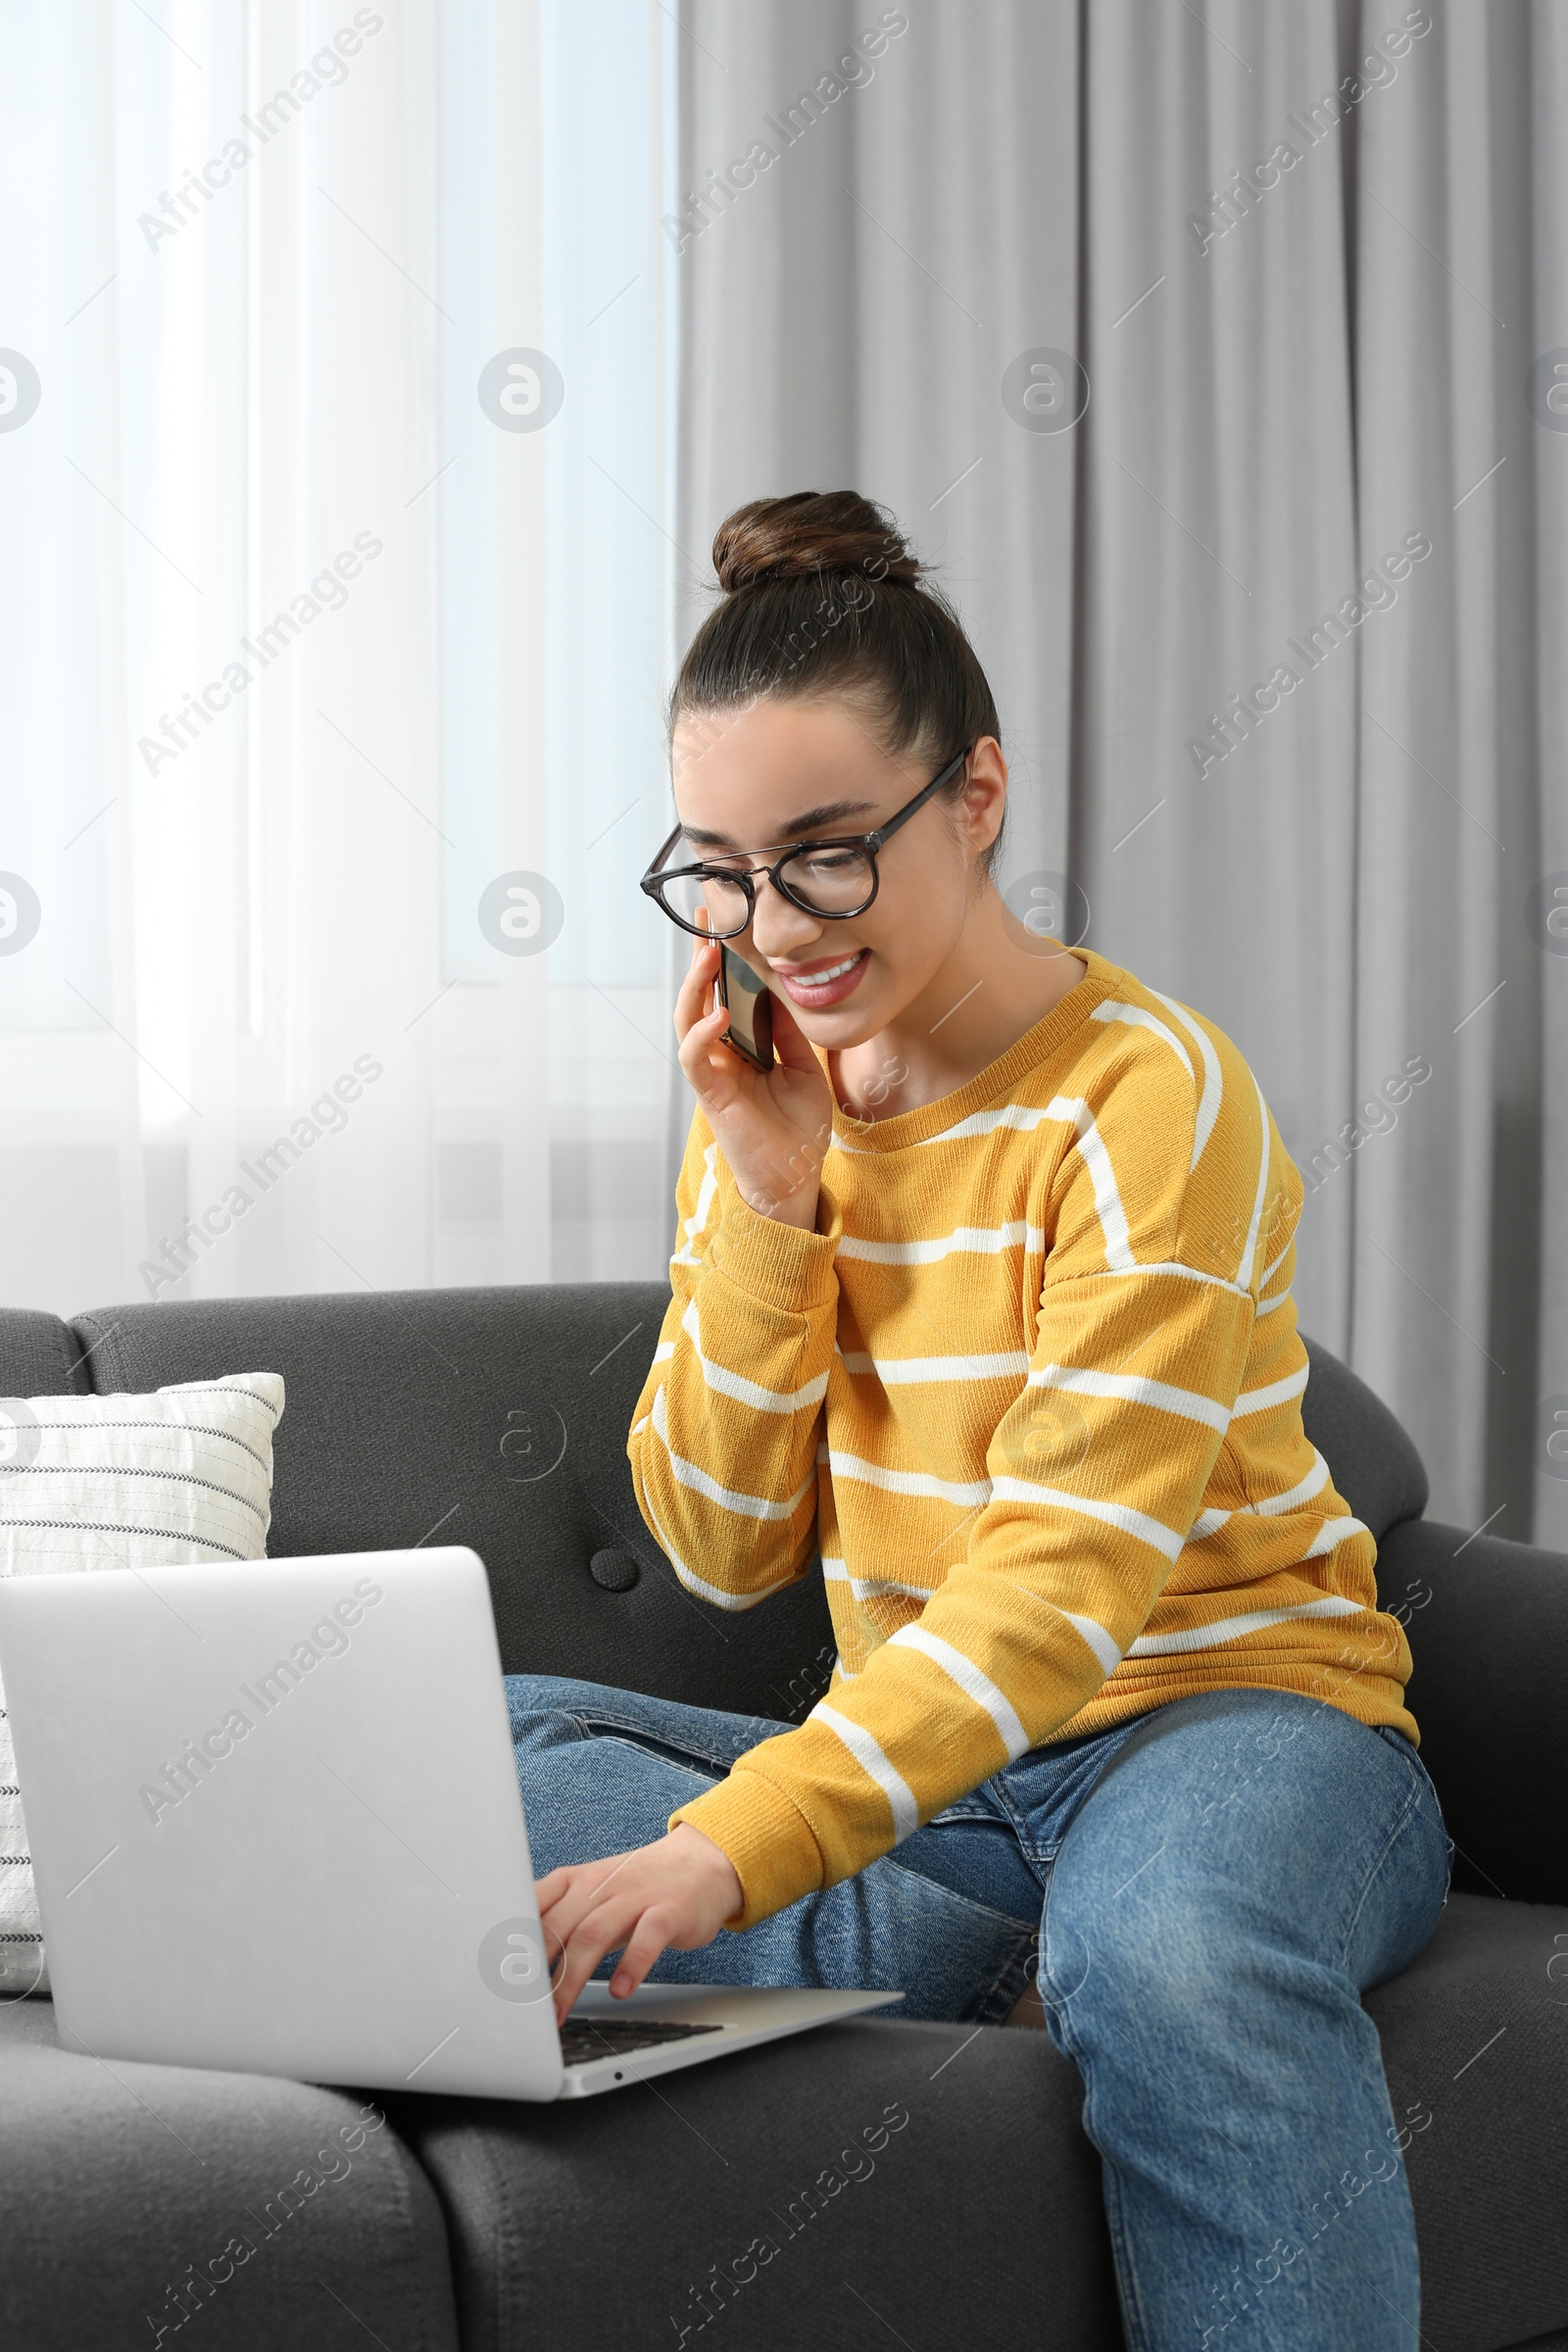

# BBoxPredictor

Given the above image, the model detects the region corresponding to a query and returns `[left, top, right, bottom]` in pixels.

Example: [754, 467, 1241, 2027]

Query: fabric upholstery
[389, 2016, 1123, 2352]
[0, 1997, 459, 2351]
[0, 1309, 95, 1402]
[1365, 1892, 1568, 2352]
[1300, 1334, 1430, 1540]
[1372, 1517, 1568, 1909]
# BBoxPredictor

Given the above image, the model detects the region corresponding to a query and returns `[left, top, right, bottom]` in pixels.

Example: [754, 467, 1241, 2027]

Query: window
[0, 2, 681, 1313]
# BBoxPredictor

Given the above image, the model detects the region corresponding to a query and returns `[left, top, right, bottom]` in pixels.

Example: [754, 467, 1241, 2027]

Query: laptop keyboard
[560, 2017, 726, 2069]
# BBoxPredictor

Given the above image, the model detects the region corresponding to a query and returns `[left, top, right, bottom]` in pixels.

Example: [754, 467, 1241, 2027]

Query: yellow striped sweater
[628, 943, 1414, 1932]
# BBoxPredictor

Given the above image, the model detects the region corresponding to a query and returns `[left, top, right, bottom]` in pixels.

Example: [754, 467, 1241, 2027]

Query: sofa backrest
[1299, 1335, 1428, 1534]
[0, 1289, 1428, 1727]
[0, 1309, 95, 1402]
[25, 1285, 838, 1726]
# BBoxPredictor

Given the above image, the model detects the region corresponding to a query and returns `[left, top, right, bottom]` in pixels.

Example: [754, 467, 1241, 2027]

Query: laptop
[0, 1547, 900, 2099]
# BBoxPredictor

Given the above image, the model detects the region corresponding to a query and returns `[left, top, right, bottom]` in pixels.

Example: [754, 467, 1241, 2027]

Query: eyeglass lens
[660, 844, 876, 932]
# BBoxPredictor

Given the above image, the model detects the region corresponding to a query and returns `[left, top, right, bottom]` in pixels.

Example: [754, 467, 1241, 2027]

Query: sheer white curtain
[672, 0, 1568, 1548]
[0, 0, 680, 1317]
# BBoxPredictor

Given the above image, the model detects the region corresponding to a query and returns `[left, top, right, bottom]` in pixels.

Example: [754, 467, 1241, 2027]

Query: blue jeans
[507, 1674, 1451, 2352]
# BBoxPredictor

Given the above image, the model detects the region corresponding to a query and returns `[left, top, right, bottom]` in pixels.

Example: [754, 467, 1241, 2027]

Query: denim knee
[505, 1673, 592, 1756]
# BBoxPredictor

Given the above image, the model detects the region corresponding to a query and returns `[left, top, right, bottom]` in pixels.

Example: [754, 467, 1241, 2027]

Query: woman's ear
[959, 737, 1008, 858]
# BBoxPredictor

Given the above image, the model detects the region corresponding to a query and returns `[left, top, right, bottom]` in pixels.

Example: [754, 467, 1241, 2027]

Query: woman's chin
[788, 997, 883, 1051]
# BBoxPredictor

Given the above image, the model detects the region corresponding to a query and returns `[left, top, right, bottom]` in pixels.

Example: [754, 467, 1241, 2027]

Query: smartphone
[715, 942, 775, 1072]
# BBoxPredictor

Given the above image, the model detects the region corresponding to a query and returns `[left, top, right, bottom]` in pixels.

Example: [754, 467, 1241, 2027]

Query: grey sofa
[1, 1282, 1564, 2352]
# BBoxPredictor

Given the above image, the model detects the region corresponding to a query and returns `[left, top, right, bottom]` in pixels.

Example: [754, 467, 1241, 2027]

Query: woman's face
[668, 697, 1004, 1049]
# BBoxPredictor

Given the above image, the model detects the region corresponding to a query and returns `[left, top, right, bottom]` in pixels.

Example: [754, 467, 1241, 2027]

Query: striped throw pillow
[0, 1373, 284, 1997]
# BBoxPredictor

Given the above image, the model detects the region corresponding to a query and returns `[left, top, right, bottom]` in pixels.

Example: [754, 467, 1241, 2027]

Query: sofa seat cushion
[1364, 1891, 1568, 2351]
[0, 1999, 459, 2351]
[389, 2014, 1124, 2352]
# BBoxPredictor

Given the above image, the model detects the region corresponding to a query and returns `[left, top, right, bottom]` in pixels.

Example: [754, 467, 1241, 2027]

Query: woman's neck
[829, 892, 1089, 1123]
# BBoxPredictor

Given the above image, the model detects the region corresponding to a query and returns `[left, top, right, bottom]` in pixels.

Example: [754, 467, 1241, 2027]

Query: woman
[508, 492, 1450, 2348]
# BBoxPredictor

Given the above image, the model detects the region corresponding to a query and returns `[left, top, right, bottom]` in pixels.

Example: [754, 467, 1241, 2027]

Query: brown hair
[669, 491, 1004, 869]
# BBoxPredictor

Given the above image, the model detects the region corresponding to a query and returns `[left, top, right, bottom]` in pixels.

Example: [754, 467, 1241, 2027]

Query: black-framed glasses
[639, 742, 974, 939]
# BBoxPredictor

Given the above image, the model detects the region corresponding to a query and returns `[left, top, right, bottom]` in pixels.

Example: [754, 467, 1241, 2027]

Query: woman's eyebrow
[681, 799, 877, 849]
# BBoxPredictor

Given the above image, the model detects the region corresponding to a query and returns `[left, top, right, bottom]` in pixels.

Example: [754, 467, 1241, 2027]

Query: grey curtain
[670, 0, 1568, 1548]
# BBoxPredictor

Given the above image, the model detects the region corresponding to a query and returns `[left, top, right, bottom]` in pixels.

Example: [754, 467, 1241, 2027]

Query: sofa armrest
[1375, 1516, 1568, 1907]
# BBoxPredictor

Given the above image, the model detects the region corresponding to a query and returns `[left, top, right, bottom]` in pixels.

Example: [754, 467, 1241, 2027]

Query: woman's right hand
[674, 932, 836, 1229]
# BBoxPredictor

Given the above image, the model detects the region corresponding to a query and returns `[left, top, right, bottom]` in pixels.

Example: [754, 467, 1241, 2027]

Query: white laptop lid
[0, 1548, 566, 2100]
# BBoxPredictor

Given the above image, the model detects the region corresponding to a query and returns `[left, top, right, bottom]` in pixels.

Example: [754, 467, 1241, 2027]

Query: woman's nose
[750, 873, 824, 957]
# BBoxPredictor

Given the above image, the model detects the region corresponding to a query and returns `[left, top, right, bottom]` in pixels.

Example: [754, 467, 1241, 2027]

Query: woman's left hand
[535, 1823, 745, 2027]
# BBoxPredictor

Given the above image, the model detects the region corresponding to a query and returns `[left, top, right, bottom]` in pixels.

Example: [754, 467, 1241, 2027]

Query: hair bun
[711, 492, 925, 593]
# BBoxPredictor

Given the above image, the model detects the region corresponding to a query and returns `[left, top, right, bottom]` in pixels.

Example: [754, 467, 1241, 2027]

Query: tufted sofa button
[588, 1547, 640, 1592]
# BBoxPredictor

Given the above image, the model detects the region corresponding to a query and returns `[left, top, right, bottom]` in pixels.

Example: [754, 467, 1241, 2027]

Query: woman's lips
[772, 948, 870, 1009]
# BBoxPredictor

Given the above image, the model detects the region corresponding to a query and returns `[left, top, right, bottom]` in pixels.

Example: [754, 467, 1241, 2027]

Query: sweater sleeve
[667, 1063, 1263, 1930]
[626, 1108, 839, 1613]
